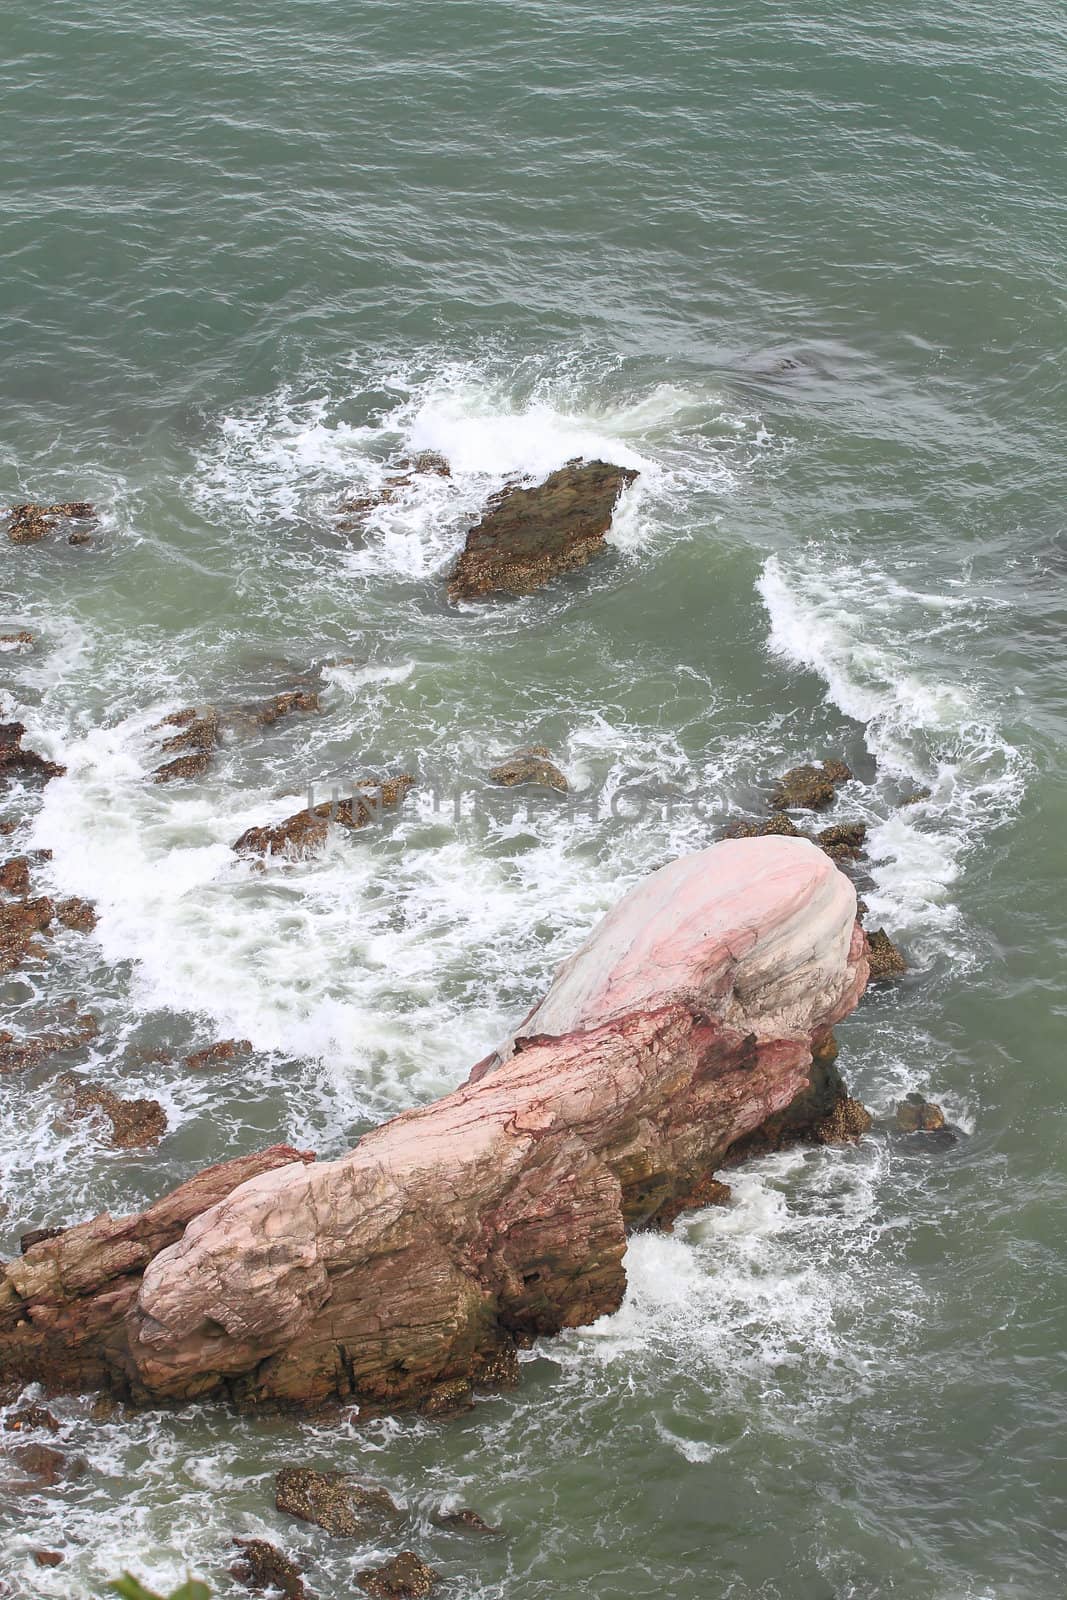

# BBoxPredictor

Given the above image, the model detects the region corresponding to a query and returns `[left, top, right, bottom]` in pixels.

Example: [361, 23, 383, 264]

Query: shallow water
[2, 2, 1066, 1596]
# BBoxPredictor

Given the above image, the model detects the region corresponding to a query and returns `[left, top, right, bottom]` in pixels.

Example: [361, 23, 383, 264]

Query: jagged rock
[184, 1038, 253, 1072]
[231, 1536, 308, 1599]
[241, 690, 320, 728]
[158, 711, 220, 756]
[816, 822, 867, 862]
[6, 503, 95, 544]
[357, 1553, 439, 1599]
[812, 1095, 873, 1143]
[0, 1015, 98, 1075]
[433, 1507, 500, 1536]
[58, 1078, 168, 1150]
[152, 751, 213, 784]
[896, 1093, 946, 1133]
[866, 928, 907, 981]
[488, 746, 569, 794]
[275, 1467, 401, 1537]
[233, 777, 415, 858]
[0, 857, 30, 896]
[0, 1145, 313, 1392]
[56, 898, 98, 933]
[3, 1404, 59, 1433]
[770, 759, 853, 812]
[0, 897, 54, 975]
[447, 458, 639, 600]
[0, 723, 65, 785]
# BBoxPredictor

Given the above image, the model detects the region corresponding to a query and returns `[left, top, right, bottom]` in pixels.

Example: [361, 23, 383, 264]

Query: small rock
[866, 928, 907, 981]
[55, 898, 98, 933]
[488, 747, 569, 794]
[275, 1466, 402, 1538]
[231, 1536, 308, 1599]
[816, 822, 867, 861]
[20, 1226, 64, 1254]
[337, 453, 452, 529]
[234, 777, 415, 858]
[900, 787, 932, 806]
[32, 1551, 64, 1567]
[158, 710, 220, 756]
[3, 1404, 60, 1433]
[67, 530, 92, 547]
[185, 1038, 253, 1071]
[0, 857, 30, 896]
[242, 690, 320, 728]
[770, 759, 853, 812]
[2, 1440, 67, 1489]
[0, 632, 33, 649]
[895, 1093, 946, 1134]
[433, 1507, 500, 1535]
[0, 1014, 98, 1075]
[59, 1077, 167, 1149]
[152, 750, 213, 784]
[6, 502, 95, 544]
[356, 1552, 440, 1599]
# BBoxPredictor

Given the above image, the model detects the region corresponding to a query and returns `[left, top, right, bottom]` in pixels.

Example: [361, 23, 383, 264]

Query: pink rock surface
[0, 837, 868, 1410]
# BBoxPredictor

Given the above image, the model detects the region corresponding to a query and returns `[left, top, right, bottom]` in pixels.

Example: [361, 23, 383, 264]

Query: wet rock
[152, 751, 214, 785]
[241, 690, 320, 728]
[233, 777, 415, 858]
[816, 822, 867, 861]
[866, 927, 907, 981]
[0, 1014, 98, 1074]
[901, 787, 932, 806]
[433, 1507, 500, 1536]
[2, 1440, 68, 1490]
[895, 1093, 946, 1133]
[19, 1227, 64, 1254]
[185, 1038, 254, 1071]
[231, 1536, 308, 1599]
[59, 1077, 168, 1149]
[812, 1095, 873, 1143]
[654, 1173, 732, 1231]
[3, 1404, 60, 1433]
[723, 811, 803, 841]
[447, 458, 639, 600]
[723, 813, 866, 865]
[158, 711, 220, 756]
[56, 898, 98, 933]
[770, 759, 853, 812]
[356, 1553, 440, 1599]
[0, 632, 33, 649]
[275, 1466, 401, 1538]
[488, 746, 569, 794]
[32, 1551, 64, 1567]
[0, 896, 54, 976]
[0, 857, 30, 896]
[67, 530, 93, 546]
[6, 503, 95, 544]
[0, 723, 65, 785]
[337, 453, 451, 529]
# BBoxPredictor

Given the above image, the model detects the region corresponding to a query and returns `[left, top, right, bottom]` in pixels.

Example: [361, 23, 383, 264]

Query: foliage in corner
[109, 1577, 211, 1600]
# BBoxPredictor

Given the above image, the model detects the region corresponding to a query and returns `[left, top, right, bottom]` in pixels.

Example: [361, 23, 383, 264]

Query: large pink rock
[0, 837, 867, 1410]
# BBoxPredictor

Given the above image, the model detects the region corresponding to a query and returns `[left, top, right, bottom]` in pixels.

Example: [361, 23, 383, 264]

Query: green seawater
[2, 3, 1066, 1596]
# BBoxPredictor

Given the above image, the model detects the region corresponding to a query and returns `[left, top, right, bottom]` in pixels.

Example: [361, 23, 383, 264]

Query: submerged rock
[447, 458, 638, 600]
[184, 1038, 253, 1072]
[433, 1506, 500, 1536]
[356, 1553, 440, 1599]
[3, 1404, 59, 1434]
[0, 723, 65, 785]
[58, 1077, 168, 1150]
[233, 776, 415, 858]
[0, 1014, 98, 1075]
[866, 927, 907, 980]
[6, 502, 95, 545]
[338, 452, 452, 531]
[0, 631, 34, 649]
[231, 1536, 308, 1599]
[275, 1466, 401, 1537]
[488, 746, 569, 794]
[770, 759, 853, 812]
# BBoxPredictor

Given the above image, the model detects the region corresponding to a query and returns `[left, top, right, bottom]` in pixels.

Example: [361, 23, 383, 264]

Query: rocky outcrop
[233, 777, 415, 858]
[0, 723, 65, 785]
[0, 1146, 313, 1392]
[6, 503, 96, 545]
[447, 459, 638, 600]
[276, 1467, 401, 1537]
[357, 1553, 439, 1599]
[488, 746, 569, 794]
[770, 759, 852, 811]
[0, 837, 867, 1411]
[231, 1537, 308, 1599]
[58, 1078, 168, 1150]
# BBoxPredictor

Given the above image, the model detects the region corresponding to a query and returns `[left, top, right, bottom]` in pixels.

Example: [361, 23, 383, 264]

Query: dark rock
[185, 1038, 253, 1072]
[356, 1553, 440, 1599]
[67, 530, 93, 547]
[0, 723, 65, 785]
[433, 1507, 500, 1536]
[812, 1095, 873, 1143]
[447, 458, 639, 600]
[56, 898, 98, 933]
[895, 1093, 946, 1134]
[723, 813, 866, 865]
[20, 1227, 64, 1254]
[234, 777, 415, 858]
[158, 711, 220, 756]
[0, 857, 30, 896]
[654, 1173, 732, 1231]
[488, 746, 568, 794]
[59, 1077, 168, 1149]
[3, 1404, 60, 1433]
[152, 751, 213, 784]
[275, 1466, 401, 1538]
[231, 1536, 308, 1599]
[241, 690, 320, 728]
[816, 822, 867, 861]
[866, 928, 907, 981]
[770, 759, 853, 812]
[0, 1014, 98, 1074]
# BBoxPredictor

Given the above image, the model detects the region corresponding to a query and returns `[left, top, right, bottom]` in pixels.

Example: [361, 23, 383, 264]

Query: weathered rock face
[447, 459, 638, 601]
[0, 837, 867, 1412]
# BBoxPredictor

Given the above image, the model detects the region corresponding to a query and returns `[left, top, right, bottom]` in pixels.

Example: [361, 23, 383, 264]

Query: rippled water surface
[3, 2, 1066, 1596]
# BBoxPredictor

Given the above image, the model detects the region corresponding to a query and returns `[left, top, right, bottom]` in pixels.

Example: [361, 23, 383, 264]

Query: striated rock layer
[0, 837, 867, 1410]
